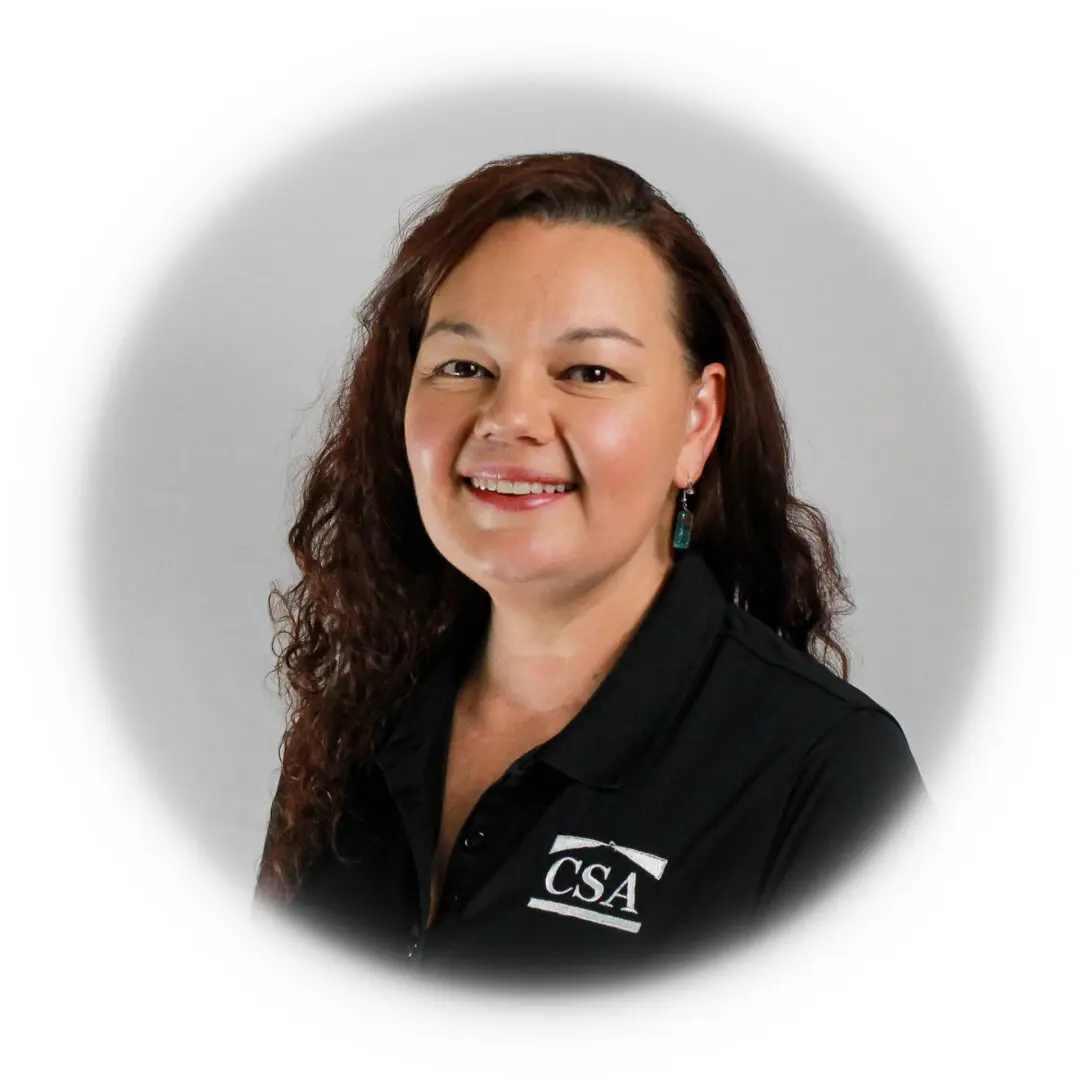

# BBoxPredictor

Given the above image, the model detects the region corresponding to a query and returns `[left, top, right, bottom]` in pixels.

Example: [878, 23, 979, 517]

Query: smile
[462, 477, 578, 512]
[467, 477, 577, 495]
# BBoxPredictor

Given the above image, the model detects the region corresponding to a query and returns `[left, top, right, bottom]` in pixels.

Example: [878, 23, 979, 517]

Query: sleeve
[756, 708, 931, 922]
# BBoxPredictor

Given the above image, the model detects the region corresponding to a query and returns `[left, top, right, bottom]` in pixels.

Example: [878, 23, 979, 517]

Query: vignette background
[3, 1, 1075, 1076]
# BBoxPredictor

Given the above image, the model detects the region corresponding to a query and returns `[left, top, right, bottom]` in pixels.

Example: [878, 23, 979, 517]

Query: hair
[255, 150, 854, 903]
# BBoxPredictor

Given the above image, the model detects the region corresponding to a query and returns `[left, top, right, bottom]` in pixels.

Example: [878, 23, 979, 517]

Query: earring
[673, 480, 694, 550]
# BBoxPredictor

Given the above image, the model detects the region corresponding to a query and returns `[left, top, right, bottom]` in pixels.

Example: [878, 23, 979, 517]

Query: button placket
[439, 763, 530, 920]
[442, 816, 492, 914]
[406, 921, 422, 960]
[461, 828, 486, 851]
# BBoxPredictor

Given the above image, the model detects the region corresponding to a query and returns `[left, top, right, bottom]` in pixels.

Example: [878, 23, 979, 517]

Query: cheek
[583, 408, 675, 493]
[404, 391, 459, 484]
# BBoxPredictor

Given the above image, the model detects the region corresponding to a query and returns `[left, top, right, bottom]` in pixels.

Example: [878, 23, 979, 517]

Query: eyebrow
[421, 318, 645, 349]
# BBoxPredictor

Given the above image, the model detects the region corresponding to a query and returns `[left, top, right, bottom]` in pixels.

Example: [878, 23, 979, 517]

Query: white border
[5, 1, 1076, 1074]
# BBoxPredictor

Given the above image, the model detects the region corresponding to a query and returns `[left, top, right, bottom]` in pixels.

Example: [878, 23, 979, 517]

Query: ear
[675, 363, 726, 486]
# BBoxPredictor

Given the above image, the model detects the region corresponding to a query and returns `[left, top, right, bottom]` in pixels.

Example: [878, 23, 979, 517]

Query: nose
[472, 367, 554, 443]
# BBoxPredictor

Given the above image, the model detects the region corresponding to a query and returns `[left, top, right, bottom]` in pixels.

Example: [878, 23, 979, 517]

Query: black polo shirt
[287, 550, 928, 986]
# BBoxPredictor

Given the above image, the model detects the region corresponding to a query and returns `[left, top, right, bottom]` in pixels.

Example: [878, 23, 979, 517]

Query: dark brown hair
[255, 151, 853, 903]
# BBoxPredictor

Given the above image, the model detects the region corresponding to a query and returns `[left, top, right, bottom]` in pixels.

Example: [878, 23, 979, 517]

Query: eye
[433, 359, 491, 379]
[564, 364, 621, 385]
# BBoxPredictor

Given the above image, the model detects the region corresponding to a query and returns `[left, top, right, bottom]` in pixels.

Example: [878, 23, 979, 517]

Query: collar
[533, 550, 729, 788]
[375, 551, 731, 794]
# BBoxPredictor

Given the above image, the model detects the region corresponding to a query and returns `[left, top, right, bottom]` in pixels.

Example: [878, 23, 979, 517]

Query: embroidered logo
[526, 834, 668, 933]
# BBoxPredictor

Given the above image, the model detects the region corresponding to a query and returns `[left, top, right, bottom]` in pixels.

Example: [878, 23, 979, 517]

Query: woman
[256, 151, 928, 985]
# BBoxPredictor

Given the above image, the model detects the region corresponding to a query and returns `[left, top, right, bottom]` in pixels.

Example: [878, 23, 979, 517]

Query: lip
[462, 481, 577, 512]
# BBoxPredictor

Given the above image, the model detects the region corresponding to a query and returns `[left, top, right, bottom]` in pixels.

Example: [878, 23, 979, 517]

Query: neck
[462, 547, 675, 729]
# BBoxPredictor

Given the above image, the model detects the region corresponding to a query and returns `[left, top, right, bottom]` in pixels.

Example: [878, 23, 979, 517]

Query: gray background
[80, 78, 996, 893]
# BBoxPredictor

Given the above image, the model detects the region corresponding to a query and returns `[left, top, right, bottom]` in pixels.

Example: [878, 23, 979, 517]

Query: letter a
[600, 871, 638, 914]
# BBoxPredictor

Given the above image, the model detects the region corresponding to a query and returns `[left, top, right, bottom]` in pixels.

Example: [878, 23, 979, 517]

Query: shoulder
[685, 599, 925, 809]
[751, 702, 927, 917]
[672, 598, 928, 900]
[692, 595, 911, 760]
[720, 598, 883, 712]
[783, 706, 925, 817]
[713, 598, 926, 802]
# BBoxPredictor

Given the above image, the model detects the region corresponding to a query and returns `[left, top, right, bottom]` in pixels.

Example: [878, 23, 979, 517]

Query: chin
[454, 539, 579, 590]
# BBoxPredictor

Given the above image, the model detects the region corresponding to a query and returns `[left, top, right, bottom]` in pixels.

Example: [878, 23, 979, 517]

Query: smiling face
[403, 217, 725, 596]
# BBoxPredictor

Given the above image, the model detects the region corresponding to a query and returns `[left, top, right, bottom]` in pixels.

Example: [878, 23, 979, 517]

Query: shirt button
[462, 829, 486, 850]
[407, 939, 420, 959]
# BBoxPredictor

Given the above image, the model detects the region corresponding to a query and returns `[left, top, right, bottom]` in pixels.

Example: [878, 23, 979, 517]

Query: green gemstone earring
[673, 481, 694, 550]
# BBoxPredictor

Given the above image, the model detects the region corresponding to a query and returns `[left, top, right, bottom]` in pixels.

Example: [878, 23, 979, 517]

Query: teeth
[468, 477, 573, 494]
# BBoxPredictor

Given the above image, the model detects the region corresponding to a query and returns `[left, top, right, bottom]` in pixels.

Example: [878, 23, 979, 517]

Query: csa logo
[526, 834, 668, 934]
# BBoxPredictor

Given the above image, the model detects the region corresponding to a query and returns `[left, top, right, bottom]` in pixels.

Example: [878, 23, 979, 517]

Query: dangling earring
[673, 481, 694, 550]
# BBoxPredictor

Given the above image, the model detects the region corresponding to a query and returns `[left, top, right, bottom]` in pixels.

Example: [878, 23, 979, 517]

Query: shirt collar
[375, 551, 730, 792]
[533, 550, 729, 789]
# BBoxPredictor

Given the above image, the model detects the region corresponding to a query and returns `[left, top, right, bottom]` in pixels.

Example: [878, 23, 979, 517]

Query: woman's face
[404, 218, 725, 595]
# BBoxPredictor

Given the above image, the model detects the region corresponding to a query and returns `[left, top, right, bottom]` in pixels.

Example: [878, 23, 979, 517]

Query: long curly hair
[255, 150, 854, 903]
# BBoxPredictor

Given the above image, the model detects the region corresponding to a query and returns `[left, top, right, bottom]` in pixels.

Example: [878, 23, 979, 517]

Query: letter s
[572, 862, 611, 903]
[544, 856, 581, 895]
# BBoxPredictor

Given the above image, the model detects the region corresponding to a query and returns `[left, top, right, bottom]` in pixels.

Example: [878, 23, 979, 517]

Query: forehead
[427, 219, 677, 338]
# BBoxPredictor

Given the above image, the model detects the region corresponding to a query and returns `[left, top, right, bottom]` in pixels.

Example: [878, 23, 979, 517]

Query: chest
[426, 701, 568, 927]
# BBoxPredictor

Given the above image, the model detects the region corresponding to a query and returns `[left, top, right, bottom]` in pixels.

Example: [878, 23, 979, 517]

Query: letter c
[544, 856, 582, 895]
